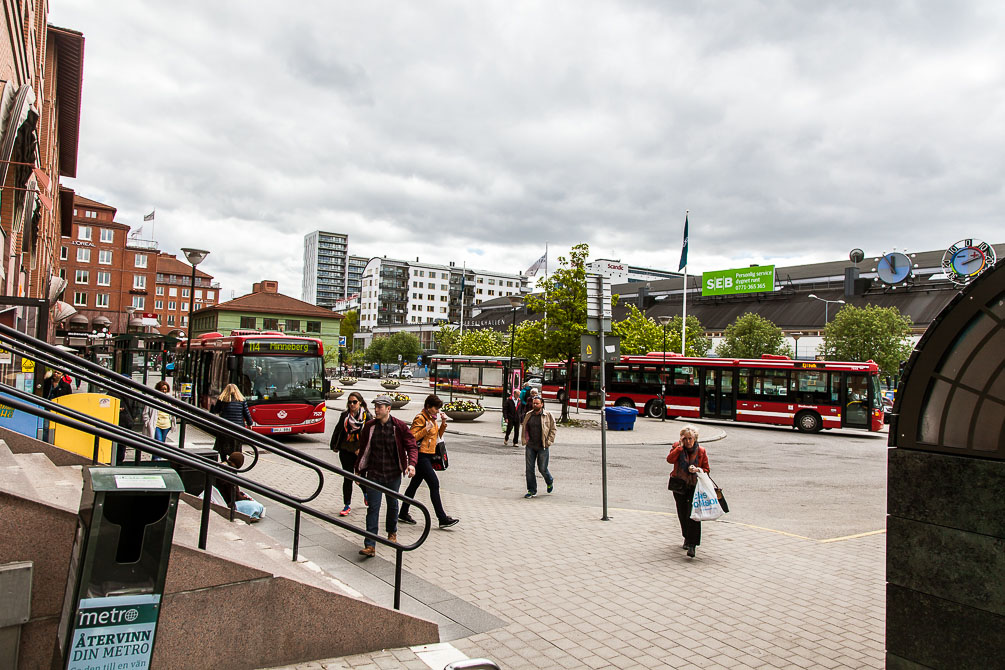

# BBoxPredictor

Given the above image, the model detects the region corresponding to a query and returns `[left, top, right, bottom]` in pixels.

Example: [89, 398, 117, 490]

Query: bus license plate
[272, 427, 292, 433]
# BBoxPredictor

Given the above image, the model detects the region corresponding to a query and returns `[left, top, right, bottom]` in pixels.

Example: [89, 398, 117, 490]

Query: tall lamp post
[504, 295, 524, 406]
[658, 315, 671, 421]
[807, 294, 845, 325]
[180, 248, 210, 391]
[791, 332, 803, 360]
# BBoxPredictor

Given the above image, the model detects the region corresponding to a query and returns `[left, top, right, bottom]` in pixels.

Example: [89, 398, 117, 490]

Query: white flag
[525, 252, 547, 276]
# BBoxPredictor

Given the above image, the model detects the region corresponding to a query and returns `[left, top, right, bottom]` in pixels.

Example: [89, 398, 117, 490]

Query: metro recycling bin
[604, 406, 637, 431]
[58, 466, 184, 669]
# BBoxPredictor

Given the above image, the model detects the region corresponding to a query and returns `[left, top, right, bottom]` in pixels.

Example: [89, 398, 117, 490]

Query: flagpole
[459, 261, 466, 339]
[680, 211, 688, 356]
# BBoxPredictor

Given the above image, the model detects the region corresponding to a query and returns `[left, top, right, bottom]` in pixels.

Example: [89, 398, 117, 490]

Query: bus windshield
[241, 355, 324, 404]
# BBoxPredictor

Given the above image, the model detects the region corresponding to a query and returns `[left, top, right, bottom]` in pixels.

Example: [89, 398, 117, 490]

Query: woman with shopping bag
[666, 425, 710, 558]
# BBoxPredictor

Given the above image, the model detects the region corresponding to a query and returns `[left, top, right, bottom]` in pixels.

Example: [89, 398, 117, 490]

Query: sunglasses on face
[348, 399, 359, 405]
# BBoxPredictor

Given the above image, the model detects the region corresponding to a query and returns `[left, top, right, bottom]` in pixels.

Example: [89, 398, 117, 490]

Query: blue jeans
[235, 499, 265, 519]
[525, 446, 553, 494]
[363, 474, 401, 548]
[154, 427, 170, 442]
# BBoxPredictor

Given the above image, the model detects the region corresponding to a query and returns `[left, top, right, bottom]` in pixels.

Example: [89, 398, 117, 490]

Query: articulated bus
[542, 352, 883, 433]
[428, 354, 527, 396]
[187, 331, 328, 435]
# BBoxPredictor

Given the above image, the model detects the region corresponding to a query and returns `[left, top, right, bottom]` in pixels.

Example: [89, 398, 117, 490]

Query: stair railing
[0, 324, 430, 609]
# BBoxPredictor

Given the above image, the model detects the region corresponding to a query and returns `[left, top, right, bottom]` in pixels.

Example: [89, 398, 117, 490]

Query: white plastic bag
[690, 471, 724, 522]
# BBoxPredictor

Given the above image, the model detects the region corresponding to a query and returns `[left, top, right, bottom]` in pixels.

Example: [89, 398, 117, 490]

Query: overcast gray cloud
[51, 0, 1005, 299]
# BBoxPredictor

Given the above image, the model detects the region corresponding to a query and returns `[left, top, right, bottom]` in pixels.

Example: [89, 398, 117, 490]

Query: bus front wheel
[614, 398, 635, 409]
[645, 400, 664, 418]
[795, 411, 822, 433]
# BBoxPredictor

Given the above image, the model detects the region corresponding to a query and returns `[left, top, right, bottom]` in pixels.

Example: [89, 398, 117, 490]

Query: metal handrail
[0, 324, 431, 609]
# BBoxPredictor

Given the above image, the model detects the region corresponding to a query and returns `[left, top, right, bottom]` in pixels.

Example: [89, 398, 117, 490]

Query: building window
[261, 318, 278, 330]
[155, 300, 164, 310]
[285, 319, 300, 332]
[168, 301, 176, 311]
[156, 286, 164, 296]
[75, 270, 88, 284]
[76, 248, 90, 263]
[182, 316, 188, 326]
[426, 305, 434, 312]
[100, 229, 114, 244]
[133, 275, 146, 289]
[132, 297, 145, 309]
[169, 287, 177, 297]
[85, 210, 97, 219]
[240, 316, 256, 329]
[167, 315, 175, 326]
[60, 246, 68, 260]
[181, 288, 190, 298]
[135, 254, 147, 268]
[95, 293, 109, 308]
[98, 249, 112, 265]
[96, 271, 111, 286]
[206, 291, 215, 301]
[195, 289, 203, 299]
[181, 302, 188, 311]
[73, 291, 87, 306]
[306, 321, 321, 333]
[78, 226, 91, 241]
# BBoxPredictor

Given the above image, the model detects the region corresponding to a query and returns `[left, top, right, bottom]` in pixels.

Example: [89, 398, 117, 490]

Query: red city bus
[542, 352, 884, 432]
[186, 331, 328, 435]
[428, 354, 526, 396]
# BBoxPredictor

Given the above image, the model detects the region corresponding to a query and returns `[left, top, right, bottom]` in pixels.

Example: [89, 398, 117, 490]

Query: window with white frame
[78, 226, 91, 240]
[96, 271, 111, 286]
[155, 300, 164, 310]
[98, 249, 112, 264]
[156, 286, 164, 296]
[75, 270, 88, 284]
[133, 275, 146, 289]
[73, 292, 87, 306]
[100, 229, 114, 243]
[181, 302, 188, 311]
[169, 288, 177, 297]
[195, 289, 202, 299]
[132, 296, 144, 309]
[168, 301, 176, 311]
[76, 248, 90, 263]
[167, 315, 175, 326]
[95, 293, 110, 308]
[60, 246, 68, 260]
[181, 288, 190, 298]
[134, 254, 147, 268]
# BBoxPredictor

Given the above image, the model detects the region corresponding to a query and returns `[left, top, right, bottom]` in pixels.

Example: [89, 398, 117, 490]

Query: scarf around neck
[345, 407, 366, 432]
[676, 443, 700, 480]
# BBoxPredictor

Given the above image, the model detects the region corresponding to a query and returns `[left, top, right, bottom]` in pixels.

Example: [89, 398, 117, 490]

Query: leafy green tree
[339, 309, 359, 350]
[823, 304, 914, 375]
[715, 313, 792, 359]
[456, 329, 507, 356]
[657, 315, 711, 357]
[434, 323, 459, 354]
[524, 243, 589, 421]
[612, 305, 663, 354]
[364, 337, 388, 370]
[512, 319, 545, 368]
[383, 331, 422, 366]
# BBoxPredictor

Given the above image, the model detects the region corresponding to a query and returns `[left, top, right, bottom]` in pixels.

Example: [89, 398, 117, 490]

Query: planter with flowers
[442, 399, 485, 421]
[326, 385, 344, 400]
[339, 377, 358, 386]
[376, 391, 411, 409]
[380, 379, 400, 390]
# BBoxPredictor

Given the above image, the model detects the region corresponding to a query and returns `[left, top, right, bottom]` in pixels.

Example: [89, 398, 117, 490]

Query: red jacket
[356, 415, 419, 476]
[666, 443, 710, 486]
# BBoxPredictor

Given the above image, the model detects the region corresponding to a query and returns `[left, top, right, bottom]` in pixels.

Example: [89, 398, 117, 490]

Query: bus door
[701, 368, 736, 420]
[842, 372, 871, 429]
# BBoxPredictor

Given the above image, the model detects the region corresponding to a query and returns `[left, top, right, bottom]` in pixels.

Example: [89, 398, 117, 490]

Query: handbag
[709, 475, 728, 514]
[431, 440, 449, 471]
[667, 475, 687, 493]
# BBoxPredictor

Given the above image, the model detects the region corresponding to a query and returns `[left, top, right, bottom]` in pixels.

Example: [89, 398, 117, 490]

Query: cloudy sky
[51, 1, 1005, 301]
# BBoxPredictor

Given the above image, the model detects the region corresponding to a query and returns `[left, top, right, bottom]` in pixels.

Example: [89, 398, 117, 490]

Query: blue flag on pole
[678, 213, 689, 271]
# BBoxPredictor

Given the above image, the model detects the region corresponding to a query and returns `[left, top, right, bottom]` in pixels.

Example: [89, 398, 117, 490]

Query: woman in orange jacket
[666, 425, 710, 558]
[397, 394, 459, 529]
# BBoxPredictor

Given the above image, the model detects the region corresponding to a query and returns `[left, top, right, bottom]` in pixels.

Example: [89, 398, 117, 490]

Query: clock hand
[963, 253, 981, 266]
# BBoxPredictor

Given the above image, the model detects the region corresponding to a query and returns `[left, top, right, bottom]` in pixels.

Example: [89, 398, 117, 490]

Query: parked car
[389, 369, 413, 379]
[525, 377, 542, 392]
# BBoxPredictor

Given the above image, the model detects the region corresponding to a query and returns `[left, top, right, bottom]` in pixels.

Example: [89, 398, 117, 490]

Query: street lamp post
[807, 294, 845, 325]
[504, 295, 524, 410]
[180, 248, 210, 392]
[658, 315, 671, 421]
[791, 332, 803, 360]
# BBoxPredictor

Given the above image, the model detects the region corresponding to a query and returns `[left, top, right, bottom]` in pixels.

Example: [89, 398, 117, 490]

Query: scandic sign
[701, 265, 775, 296]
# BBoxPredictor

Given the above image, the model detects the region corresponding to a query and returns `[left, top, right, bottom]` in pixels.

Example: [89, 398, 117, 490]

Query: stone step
[10, 452, 82, 512]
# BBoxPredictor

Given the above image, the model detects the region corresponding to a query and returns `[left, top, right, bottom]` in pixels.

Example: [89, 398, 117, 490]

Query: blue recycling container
[604, 406, 637, 431]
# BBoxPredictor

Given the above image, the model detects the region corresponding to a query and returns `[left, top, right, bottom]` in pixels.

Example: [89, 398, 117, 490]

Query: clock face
[876, 252, 912, 285]
[942, 239, 996, 285]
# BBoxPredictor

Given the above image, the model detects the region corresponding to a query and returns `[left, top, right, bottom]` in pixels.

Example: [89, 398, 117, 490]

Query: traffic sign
[338, 336, 347, 347]
[580, 334, 620, 362]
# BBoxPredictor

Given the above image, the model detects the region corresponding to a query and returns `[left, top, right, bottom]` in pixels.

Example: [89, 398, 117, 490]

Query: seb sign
[702, 265, 775, 296]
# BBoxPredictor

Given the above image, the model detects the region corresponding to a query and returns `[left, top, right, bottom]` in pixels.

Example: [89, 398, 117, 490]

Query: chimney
[252, 280, 279, 294]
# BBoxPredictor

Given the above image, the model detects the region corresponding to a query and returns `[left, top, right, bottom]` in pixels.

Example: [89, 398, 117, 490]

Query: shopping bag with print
[690, 471, 724, 522]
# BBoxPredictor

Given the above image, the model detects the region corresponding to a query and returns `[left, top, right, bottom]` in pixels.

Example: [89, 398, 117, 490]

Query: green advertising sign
[702, 265, 775, 296]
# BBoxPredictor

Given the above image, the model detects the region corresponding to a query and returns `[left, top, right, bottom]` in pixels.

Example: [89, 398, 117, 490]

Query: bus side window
[737, 369, 752, 400]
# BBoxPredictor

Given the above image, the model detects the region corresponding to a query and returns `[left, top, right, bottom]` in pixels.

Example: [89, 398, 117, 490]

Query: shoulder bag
[667, 475, 687, 493]
[431, 439, 449, 471]
[709, 474, 728, 513]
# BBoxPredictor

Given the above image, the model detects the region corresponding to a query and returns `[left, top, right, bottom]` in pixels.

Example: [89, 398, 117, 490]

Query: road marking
[614, 509, 886, 543]
[819, 529, 887, 543]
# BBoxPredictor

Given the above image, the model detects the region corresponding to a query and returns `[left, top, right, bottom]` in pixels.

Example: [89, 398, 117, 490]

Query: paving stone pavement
[250, 446, 886, 670]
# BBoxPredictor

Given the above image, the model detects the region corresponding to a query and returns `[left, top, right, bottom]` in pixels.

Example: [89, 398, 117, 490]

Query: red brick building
[59, 195, 217, 336]
[1, 5, 84, 337]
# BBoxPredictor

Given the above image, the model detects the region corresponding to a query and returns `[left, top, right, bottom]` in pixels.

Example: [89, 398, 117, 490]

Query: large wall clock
[942, 239, 996, 286]
[876, 251, 912, 285]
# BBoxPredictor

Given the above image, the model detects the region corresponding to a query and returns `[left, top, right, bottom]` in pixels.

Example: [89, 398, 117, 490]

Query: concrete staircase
[0, 432, 439, 670]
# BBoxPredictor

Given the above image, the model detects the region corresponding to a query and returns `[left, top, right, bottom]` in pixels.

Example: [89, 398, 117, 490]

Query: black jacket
[329, 408, 371, 452]
[213, 400, 253, 427]
[503, 397, 520, 422]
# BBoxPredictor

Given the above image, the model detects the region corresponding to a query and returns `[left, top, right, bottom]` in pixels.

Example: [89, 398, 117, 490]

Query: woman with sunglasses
[330, 391, 371, 516]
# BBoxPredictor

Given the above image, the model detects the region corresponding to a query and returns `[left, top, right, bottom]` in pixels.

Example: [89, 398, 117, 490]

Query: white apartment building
[359, 256, 527, 332]
[302, 231, 349, 308]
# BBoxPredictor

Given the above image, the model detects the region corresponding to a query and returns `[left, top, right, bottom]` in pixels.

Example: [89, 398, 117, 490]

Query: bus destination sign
[701, 265, 775, 297]
[244, 339, 319, 355]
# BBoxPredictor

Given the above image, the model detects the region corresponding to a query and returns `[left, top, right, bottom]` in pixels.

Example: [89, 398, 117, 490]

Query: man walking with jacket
[521, 395, 556, 498]
[355, 396, 418, 557]
[502, 389, 521, 446]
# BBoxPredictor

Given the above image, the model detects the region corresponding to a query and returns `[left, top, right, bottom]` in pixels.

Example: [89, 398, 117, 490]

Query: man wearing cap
[355, 395, 418, 558]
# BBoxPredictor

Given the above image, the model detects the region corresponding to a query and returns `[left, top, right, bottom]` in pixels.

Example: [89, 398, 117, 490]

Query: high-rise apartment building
[302, 231, 348, 309]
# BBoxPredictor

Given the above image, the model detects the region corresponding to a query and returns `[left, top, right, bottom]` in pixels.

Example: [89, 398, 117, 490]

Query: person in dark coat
[329, 391, 371, 516]
[211, 383, 253, 459]
[503, 388, 521, 446]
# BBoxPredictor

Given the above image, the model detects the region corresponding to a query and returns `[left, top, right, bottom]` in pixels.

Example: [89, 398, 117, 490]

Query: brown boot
[358, 546, 375, 558]
[387, 532, 397, 544]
